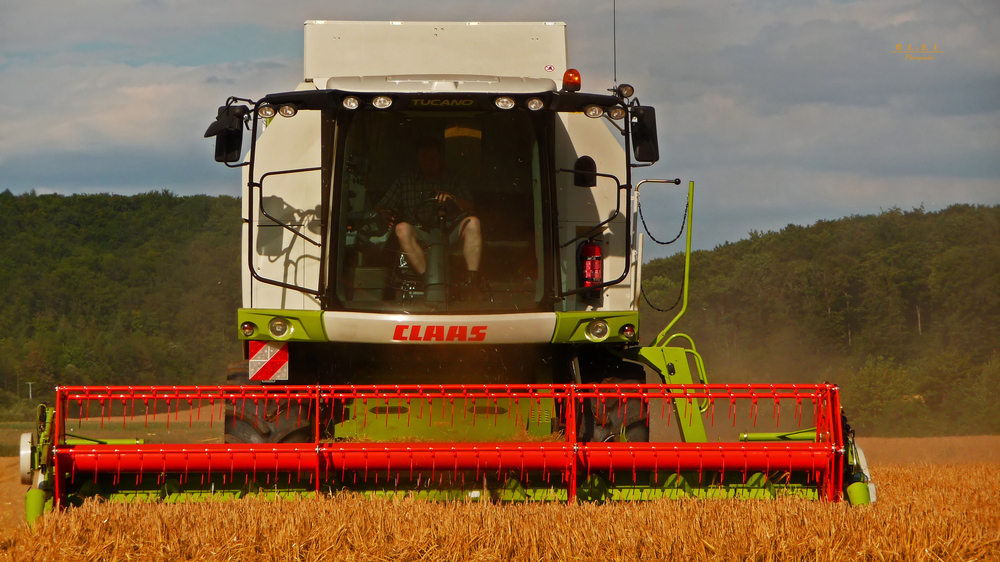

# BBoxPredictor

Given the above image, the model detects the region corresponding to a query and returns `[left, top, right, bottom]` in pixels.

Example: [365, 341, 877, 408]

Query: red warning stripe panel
[248, 341, 288, 381]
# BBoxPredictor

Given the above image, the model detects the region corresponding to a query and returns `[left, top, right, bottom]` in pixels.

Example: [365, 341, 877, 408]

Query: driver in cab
[376, 137, 484, 293]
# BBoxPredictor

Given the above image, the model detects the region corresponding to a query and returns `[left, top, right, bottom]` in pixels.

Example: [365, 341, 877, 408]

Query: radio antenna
[613, 0, 618, 85]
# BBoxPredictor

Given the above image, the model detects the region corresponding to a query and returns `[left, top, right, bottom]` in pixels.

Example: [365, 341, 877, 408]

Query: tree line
[1, 191, 997, 435]
[0, 190, 242, 420]
[640, 204, 1000, 436]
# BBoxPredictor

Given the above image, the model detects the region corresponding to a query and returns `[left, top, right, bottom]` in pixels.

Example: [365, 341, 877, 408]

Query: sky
[1, 0, 997, 256]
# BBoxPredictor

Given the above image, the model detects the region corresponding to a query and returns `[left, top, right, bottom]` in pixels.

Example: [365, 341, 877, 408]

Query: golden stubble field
[0, 437, 996, 562]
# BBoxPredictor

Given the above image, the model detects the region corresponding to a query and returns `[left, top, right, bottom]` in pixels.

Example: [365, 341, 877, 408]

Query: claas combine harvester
[20, 21, 875, 522]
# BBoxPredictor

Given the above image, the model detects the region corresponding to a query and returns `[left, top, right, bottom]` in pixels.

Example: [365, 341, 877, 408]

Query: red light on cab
[562, 69, 581, 92]
[579, 239, 602, 300]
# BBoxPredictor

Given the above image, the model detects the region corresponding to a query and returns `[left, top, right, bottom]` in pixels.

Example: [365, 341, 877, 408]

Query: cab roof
[304, 21, 568, 88]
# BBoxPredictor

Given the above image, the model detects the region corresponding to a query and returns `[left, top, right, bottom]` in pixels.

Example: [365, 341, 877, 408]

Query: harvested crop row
[2, 463, 998, 562]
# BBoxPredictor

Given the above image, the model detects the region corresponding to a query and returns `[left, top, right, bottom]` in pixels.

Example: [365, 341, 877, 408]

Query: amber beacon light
[562, 68, 581, 92]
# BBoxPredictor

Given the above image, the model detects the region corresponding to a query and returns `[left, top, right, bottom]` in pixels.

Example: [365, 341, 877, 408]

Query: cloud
[723, 20, 998, 116]
[612, 0, 1000, 247]
[611, 0, 999, 115]
[659, 93, 1000, 177]
[0, 57, 298, 166]
[0, 0, 996, 255]
[0, 1, 615, 196]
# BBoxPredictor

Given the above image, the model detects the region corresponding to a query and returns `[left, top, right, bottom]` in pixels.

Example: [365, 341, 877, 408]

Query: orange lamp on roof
[562, 69, 581, 92]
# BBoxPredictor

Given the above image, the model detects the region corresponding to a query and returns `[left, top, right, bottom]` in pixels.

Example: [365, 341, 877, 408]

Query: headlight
[342, 96, 360, 110]
[586, 320, 610, 341]
[584, 105, 604, 118]
[607, 107, 626, 120]
[495, 97, 515, 110]
[268, 317, 290, 337]
[372, 96, 393, 109]
[617, 84, 634, 98]
[257, 104, 276, 118]
[278, 105, 297, 118]
[526, 98, 544, 111]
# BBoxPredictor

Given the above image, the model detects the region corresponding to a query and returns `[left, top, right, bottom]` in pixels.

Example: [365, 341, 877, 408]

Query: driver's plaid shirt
[378, 172, 471, 227]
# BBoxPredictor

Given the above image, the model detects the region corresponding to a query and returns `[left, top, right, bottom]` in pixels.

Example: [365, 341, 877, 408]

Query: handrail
[652, 181, 695, 346]
[255, 167, 323, 248]
[557, 171, 635, 298]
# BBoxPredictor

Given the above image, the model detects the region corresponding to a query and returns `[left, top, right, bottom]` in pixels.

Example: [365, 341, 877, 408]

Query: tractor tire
[580, 377, 650, 443]
[223, 361, 313, 444]
[573, 348, 650, 443]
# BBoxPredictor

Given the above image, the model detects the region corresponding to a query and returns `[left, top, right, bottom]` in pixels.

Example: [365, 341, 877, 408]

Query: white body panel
[553, 113, 634, 312]
[323, 311, 557, 344]
[324, 75, 557, 94]
[304, 21, 567, 86]
[242, 106, 323, 310]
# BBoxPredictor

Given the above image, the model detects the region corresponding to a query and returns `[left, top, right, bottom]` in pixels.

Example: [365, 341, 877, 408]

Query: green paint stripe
[237, 308, 327, 342]
[551, 311, 640, 344]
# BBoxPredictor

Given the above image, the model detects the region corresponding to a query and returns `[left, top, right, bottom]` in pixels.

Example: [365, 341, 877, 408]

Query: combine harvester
[20, 21, 875, 521]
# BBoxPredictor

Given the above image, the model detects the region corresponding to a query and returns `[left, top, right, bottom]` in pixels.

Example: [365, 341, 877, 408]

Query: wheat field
[0, 460, 996, 562]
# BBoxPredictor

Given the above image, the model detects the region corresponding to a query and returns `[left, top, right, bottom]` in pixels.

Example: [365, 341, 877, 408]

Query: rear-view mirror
[573, 156, 598, 187]
[630, 106, 660, 164]
[205, 105, 248, 163]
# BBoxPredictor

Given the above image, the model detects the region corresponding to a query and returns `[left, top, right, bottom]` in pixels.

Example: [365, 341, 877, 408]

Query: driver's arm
[443, 180, 474, 213]
[376, 181, 403, 224]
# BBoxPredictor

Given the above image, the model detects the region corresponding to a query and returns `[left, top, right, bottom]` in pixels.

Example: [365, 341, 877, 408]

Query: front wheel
[223, 362, 314, 444]
[580, 378, 650, 443]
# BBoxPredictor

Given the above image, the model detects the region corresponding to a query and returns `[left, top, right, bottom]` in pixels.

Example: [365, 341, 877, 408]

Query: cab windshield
[332, 109, 548, 312]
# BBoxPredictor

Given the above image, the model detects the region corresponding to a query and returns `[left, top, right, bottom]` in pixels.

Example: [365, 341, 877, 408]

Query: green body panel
[578, 472, 819, 501]
[655, 333, 710, 387]
[619, 345, 708, 442]
[550, 311, 640, 344]
[67, 475, 322, 505]
[319, 475, 566, 502]
[846, 481, 871, 506]
[335, 397, 556, 441]
[25, 405, 56, 524]
[741, 429, 817, 442]
[25, 488, 48, 524]
[365, 489, 494, 501]
[328, 471, 818, 502]
[843, 439, 874, 505]
[238, 309, 641, 345]
[237, 309, 327, 342]
[67, 469, 820, 504]
[65, 437, 144, 446]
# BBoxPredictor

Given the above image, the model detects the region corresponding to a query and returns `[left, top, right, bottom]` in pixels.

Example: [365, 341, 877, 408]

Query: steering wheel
[415, 195, 465, 227]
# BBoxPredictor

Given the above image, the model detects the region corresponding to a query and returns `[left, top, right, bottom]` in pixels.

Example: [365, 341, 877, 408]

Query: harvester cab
[20, 21, 874, 521]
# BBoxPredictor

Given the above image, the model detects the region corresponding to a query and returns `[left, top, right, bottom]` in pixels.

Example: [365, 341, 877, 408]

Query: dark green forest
[641, 204, 1000, 436]
[0, 190, 241, 420]
[1, 191, 997, 436]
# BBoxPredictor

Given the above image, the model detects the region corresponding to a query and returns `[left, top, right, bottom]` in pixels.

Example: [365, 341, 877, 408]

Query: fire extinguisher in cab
[578, 238, 603, 300]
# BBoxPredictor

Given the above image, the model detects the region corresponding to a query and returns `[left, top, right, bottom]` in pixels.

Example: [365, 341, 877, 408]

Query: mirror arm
[603, 114, 625, 135]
